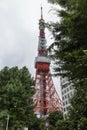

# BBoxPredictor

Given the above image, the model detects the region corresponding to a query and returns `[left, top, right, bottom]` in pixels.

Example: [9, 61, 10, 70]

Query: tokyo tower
[34, 7, 62, 117]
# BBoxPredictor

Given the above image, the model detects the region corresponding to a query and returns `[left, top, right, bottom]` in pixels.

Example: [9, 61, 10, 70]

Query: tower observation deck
[34, 7, 62, 117]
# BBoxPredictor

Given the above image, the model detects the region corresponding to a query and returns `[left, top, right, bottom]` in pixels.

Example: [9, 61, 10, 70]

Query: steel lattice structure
[34, 7, 62, 117]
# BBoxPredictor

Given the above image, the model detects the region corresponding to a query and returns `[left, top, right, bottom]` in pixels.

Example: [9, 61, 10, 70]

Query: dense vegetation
[0, 66, 36, 130]
[46, 0, 87, 129]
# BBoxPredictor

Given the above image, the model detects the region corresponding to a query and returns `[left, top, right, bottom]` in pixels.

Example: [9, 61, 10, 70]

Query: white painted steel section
[35, 56, 50, 67]
[38, 37, 46, 48]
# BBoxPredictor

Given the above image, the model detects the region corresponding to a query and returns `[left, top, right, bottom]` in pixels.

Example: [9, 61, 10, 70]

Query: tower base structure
[34, 57, 62, 117]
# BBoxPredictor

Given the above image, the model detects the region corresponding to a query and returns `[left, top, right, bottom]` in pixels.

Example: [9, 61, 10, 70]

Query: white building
[60, 77, 74, 118]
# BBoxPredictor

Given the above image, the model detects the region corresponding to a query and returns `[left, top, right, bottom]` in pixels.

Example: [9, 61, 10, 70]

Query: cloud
[0, 0, 57, 75]
[0, 0, 61, 96]
[0, 0, 39, 74]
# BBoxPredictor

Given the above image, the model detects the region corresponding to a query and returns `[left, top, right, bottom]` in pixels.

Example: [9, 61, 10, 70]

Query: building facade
[60, 77, 74, 118]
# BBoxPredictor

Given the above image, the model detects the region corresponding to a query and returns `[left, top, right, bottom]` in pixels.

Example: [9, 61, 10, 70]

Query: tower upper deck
[35, 6, 50, 68]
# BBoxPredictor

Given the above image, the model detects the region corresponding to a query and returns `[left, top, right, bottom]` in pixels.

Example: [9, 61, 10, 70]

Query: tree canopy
[0, 66, 36, 129]
[47, 111, 63, 130]
[47, 0, 87, 84]
[47, 0, 87, 129]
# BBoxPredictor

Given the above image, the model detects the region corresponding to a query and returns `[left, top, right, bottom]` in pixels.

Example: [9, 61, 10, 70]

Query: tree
[46, 111, 73, 130]
[68, 80, 87, 129]
[47, 111, 63, 126]
[47, 0, 87, 129]
[55, 119, 73, 130]
[78, 117, 87, 130]
[47, 0, 87, 83]
[47, 111, 63, 130]
[0, 66, 35, 129]
[31, 118, 42, 130]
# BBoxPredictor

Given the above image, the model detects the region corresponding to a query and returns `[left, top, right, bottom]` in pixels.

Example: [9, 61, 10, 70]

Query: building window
[62, 96, 64, 100]
[68, 93, 70, 98]
[64, 95, 67, 99]
[67, 87, 69, 92]
[66, 100, 68, 105]
[63, 108, 66, 111]
[64, 89, 66, 93]
[63, 102, 65, 106]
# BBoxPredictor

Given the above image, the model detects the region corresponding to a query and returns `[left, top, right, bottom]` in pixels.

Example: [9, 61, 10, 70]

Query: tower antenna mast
[41, 5, 43, 19]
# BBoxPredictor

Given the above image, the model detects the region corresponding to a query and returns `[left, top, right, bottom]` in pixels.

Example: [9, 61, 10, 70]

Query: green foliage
[47, 0, 87, 129]
[78, 117, 87, 130]
[47, 0, 87, 83]
[0, 66, 35, 129]
[47, 111, 63, 127]
[46, 111, 73, 130]
[67, 80, 87, 129]
[55, 120, 73, 130]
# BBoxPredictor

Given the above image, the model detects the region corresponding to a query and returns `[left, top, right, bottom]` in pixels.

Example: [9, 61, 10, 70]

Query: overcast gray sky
[0, 0, 57, 74]
[0, 0, 61, 96]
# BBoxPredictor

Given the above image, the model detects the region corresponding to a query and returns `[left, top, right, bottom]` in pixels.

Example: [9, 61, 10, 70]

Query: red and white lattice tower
[34, 7, 62, 117]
